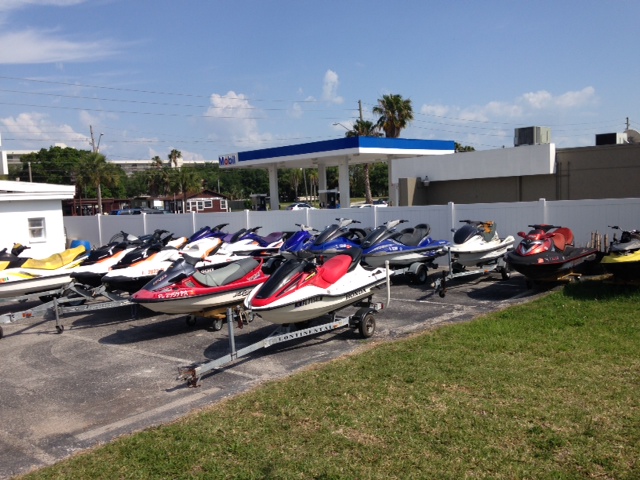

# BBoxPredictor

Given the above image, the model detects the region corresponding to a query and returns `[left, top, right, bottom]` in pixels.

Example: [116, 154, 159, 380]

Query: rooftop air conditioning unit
[514, 126, 551, 147]
[595, 132, 628, 145]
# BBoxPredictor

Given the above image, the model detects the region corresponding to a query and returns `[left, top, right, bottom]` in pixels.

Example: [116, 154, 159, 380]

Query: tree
[345, 119, 381, 204]
[16, 146, 85, 184]
[455, 142, 476, 152]
[373, 94, 414, 138]
[168, 149, 182, 168]
[75, 152, 121, 215]
[169, 166, 202, 213]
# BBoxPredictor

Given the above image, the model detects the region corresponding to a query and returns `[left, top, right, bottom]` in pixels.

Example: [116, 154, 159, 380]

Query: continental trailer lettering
[275, 322, 342, 342]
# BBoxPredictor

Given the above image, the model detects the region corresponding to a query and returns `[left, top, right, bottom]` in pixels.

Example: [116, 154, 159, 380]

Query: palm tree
[345, 119, 381, 204]
[373, 94, 414, 138]
[170, 167, 202, 213]
[75, 152, 120, 215]
[168, 149, 182, 168]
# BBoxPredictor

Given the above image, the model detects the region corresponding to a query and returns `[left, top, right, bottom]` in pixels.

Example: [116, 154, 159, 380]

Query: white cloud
[0, 0, 85, 12]
[0, 29, 118, 64]
[520, 87, 596, 110]
[421, 87, 597, 124]
[322, 70, 344, 105]
[205, 91, 272, 149]
[289, 102, 303, 119]
[1, 112, 89, 150]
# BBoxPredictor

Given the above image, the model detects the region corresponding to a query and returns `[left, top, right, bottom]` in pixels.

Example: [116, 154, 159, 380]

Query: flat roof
[219, 136, 455, 169]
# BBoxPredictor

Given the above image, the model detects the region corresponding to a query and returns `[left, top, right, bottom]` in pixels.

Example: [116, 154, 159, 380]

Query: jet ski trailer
[0, 283, 140, 339]
[432, 247, 512, 298]
[177, 265, 392, 387]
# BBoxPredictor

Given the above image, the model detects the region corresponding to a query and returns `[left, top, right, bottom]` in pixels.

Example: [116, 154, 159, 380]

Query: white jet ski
[245, 248, 388, 325]
[449, 220, 514, 268]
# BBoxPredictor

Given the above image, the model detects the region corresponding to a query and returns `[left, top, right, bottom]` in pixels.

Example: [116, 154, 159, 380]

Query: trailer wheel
[185, 315, 197, 327]
[56, 325, 64, 334]
[212, 318, 224, 331]
[358, 312, 376, 338]
[501, 265, 511, 280]
[438, 289, 446, 298]
[414, 264, 428, 284]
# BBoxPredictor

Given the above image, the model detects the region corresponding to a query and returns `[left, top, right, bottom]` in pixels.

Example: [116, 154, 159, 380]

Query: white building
[0, 181, 76, 257]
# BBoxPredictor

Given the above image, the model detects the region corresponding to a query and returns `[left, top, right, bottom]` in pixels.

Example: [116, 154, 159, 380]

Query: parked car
[286, 202, 316, 210]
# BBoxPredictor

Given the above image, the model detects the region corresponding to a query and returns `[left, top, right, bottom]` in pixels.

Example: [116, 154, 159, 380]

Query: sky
[0, 0, 639, 163]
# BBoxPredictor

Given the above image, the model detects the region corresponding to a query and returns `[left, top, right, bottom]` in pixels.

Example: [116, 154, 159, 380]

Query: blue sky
[1, 0, 638, 163]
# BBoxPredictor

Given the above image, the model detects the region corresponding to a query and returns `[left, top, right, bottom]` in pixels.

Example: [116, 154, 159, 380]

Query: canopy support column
[338, 156, 350, 209]
[268, 165, 279, 210]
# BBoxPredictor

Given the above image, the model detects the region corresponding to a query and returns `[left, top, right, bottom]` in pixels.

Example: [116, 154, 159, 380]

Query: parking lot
[0, 271, 543, 479]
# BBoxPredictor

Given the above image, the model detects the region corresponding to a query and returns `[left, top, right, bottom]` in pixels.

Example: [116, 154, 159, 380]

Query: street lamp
[333, 122, 351, 132]
[96, 133, 104, 153]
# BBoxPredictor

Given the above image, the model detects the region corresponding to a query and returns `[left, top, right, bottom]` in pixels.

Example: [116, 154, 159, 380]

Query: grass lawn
[22, 283, 640, 479]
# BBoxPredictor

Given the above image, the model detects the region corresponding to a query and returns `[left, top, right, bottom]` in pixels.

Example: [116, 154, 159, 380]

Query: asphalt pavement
[0, 270, 545, 479]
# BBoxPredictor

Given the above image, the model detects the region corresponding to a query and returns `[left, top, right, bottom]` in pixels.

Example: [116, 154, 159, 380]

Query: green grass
[22, 283, 640, 479]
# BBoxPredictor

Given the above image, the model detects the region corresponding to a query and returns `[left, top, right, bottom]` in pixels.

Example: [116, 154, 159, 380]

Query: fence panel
[63, 198, 640, 250]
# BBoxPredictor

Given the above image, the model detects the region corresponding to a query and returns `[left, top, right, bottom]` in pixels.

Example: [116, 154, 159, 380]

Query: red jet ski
[131, 255, 278, 319]
[505, 224, 599, 283]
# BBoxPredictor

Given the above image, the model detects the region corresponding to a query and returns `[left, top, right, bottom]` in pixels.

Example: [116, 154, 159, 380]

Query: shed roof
[0, 180, 76, 201]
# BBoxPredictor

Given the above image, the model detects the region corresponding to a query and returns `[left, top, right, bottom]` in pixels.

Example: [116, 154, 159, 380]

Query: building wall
[0, 199, 67, 257]
[399, 143, 640, 205]
[555, 144, 640, 200]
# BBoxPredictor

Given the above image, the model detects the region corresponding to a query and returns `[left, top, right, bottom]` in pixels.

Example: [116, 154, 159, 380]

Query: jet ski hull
[247, 269, 387, 324]
[506, 247, 598, 282]
[600, 250, 640, 281]
[133, 284, 260, 315]
[0, 271, 75, 298]
[450, 237, 514, 267]
[363, 246, 446, 268]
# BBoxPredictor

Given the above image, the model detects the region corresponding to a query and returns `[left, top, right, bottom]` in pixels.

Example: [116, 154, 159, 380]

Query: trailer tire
[414, 264, 428, 284]
[56, 325, 64, 334]
[358, 312, 376, 338]
[212, 318, 224, 331]
[185, 315, 197, 327]
[501, 265, 511, 280]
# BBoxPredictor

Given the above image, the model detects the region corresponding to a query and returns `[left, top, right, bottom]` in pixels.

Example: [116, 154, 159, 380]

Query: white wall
[390, 143, 556, 183]
[0, 199, 67, 257]
[64, 197, 640, 254]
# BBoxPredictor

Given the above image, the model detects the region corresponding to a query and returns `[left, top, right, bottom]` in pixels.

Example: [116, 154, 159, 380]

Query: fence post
[448, 202, 455, 239]
[97, 213, 103, 246]
[539, 198, 547, 224]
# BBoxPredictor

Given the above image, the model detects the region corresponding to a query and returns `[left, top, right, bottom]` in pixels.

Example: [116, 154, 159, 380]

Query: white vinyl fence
[64, 197, 640, 252]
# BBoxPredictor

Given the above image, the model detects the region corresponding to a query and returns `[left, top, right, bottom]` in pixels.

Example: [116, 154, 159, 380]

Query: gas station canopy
[218, 136, 455, 209]
[218, 136, 454, 169]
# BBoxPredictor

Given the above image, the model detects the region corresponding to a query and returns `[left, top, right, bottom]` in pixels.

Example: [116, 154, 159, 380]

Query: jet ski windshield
[254, 259, 312, 300]
[313, 224, 343, 245]
[361, 225, 395, 249]
[453, 224, 479, 245]
[141, 257, 196, 292]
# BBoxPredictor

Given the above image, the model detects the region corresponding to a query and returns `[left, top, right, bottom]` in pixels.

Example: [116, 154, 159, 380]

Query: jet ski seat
[551, 233, 567, 251]
[396, 223, 431, 246]
[193, 257, 259, 287]
[554, 227, 574, 246]
[319, 248, 363, 284]
[20, 245, 87, 270]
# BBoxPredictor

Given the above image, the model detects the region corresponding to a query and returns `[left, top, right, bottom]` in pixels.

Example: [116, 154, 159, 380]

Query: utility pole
[359, 99, 364, 121]
[626, 117, 630, 130]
